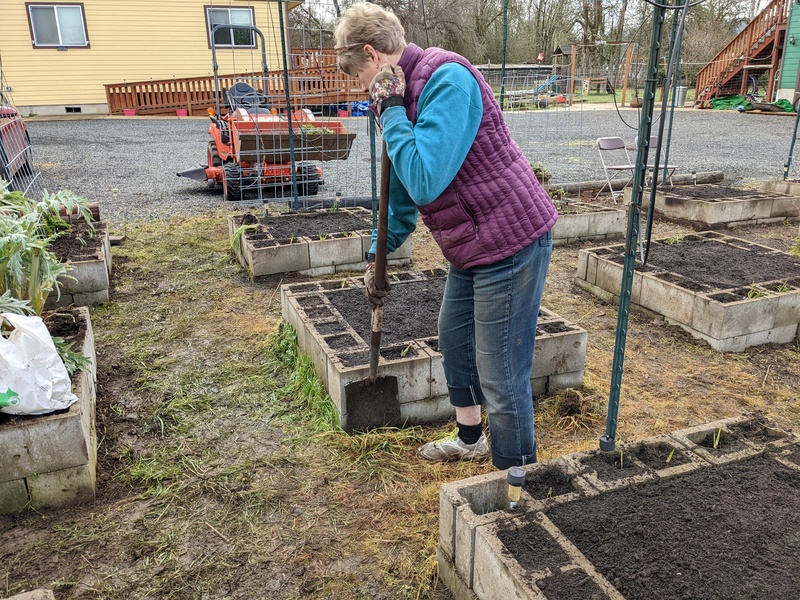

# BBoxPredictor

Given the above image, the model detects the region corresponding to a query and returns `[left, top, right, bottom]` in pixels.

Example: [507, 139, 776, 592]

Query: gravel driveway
[26, 106, 795, 225]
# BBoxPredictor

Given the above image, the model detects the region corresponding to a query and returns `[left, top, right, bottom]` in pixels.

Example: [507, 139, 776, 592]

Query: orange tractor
[178, 25, 356, 202]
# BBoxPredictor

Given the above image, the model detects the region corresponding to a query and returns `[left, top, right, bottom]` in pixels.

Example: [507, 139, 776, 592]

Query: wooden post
[569, 44, 577, 106]
[621, 44, 633, 106]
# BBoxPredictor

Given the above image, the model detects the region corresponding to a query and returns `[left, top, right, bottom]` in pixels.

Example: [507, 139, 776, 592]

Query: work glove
[369, 65, 406, 116]
[364, 261, 391, 308]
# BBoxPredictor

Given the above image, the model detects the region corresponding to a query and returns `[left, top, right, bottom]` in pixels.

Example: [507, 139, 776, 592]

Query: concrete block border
[438, 414, 796, 600]
[281, 270, 588, 430]
[47, 222, 112, 308]
[574, 231, 800, 352]
[0, 307, 97, 514]
[228, 207, 412, 277]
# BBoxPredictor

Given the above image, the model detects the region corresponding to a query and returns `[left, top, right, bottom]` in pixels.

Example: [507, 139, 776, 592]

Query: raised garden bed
[46, 221, 112, 308]
[575, 231, 800, 351]
[281, 269, 588, 430]
[228, 206, 411, 277]
[0, 307, 97, 514]
[438, 414, 800, 600]
[551, 202, 626, 245]
[622, 184, 800, 230]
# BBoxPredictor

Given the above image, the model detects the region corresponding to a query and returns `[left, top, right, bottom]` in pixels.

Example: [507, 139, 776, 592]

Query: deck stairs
[695, 0, 790, 106]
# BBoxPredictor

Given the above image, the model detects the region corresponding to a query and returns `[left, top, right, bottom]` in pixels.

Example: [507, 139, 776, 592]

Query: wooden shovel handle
[374, 142, 390, 291]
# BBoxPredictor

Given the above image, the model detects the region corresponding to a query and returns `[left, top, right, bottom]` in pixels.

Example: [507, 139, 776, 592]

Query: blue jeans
[438, 231, 552, 469]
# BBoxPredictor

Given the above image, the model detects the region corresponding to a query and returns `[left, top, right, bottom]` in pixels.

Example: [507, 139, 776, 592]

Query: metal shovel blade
[343, 375, 401, 433]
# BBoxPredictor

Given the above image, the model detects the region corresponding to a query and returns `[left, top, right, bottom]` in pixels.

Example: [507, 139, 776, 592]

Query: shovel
[343, 142, 402, 433]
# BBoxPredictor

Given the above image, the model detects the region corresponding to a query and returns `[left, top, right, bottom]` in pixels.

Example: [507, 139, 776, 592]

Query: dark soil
[326, 277, 445, 346]
[631, 441, 690, 469]
[239, 209, 372, 241]
[579, 450, 647, 481]
[523, 465, 578, 499]
[535, 455, 800, 600]
[535, 568, 608, 600]
[496, 520, 571, 573]
[665, 185, 760, 200]
[697, 428, 750, 454]
[48, 222, 104, 262]
[608, 235, 800, 290]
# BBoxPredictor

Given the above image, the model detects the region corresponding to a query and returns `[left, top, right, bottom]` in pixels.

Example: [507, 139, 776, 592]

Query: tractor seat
[227, 82, 269, 112]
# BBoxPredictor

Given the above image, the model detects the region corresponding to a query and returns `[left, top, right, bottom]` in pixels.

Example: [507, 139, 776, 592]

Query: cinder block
[472, 520, 548, 600]
[563, 446, 657, 493]
[27, 463, 96, 510]
[0, 478, 29, 514]
[308, 232, 363, 269]
[437, 546, 479, 600]
[5, 589, 57, 600]
[670, 415, 763, 465]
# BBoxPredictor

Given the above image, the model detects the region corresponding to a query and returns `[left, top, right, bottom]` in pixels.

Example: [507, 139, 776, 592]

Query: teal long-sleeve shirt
[370, 62, 484, 255]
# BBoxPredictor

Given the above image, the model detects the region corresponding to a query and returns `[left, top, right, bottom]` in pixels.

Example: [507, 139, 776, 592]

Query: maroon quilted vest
[397, 44, 557, 269]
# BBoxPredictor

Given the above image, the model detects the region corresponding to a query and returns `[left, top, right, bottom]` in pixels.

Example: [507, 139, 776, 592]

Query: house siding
[1, 0, 288, 109]
[777, 3, 800, 102]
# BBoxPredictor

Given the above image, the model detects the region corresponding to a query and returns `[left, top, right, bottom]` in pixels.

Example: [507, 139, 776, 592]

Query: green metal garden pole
[276, 0, 300, 211]
[662, 0, 687, 185]
[600, 4, 667, 453]
[499, 0, 509, 111]
[785, 109, 800, 179]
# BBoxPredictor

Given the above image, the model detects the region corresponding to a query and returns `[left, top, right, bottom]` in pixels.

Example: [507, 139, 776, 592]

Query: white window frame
[27, 3, 89, 48]
[206, 7, 256, 49]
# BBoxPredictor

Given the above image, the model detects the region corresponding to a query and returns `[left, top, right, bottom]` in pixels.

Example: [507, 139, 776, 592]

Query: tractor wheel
[296, 164, 320, 196]
[207, 141, 222, 167]
[16, 132, 34, 177]
[222, 163, 244, 201]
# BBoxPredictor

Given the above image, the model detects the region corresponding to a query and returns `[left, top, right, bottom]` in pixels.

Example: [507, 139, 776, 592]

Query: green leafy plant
[773, 281, 792, 293]
[52, 336, 92, 377]
[666, 448, 676, 463]
[0, 198, 73, 315]
[747, 283, 767, 299]
[663, 236, 684, 245]
[319, 234, 328, 241]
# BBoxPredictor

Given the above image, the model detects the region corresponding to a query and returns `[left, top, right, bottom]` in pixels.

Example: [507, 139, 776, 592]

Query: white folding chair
[595, 136, 635, 202]
[636, 135, 680, 186]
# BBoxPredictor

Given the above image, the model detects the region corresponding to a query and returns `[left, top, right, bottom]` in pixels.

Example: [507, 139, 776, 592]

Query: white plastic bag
[0, 312, 78, 415]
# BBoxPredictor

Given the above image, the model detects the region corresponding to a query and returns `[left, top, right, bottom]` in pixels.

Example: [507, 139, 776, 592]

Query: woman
[335, 3, 557, 470]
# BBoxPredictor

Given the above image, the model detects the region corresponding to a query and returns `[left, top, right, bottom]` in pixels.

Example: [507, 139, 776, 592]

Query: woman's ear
[363, 44, 379, 64]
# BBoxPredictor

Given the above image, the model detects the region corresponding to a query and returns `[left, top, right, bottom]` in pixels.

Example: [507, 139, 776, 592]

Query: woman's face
[341, 44, 384, 91]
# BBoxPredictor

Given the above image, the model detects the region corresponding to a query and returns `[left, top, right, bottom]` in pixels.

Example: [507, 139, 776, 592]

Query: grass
[2, 211, 799, 598]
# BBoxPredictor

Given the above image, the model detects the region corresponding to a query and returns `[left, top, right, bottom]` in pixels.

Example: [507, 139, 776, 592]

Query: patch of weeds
[747, 283, 767, 299]
[535, 388, 603, 434]
[663, 236, 684, 245]
[231, 223, 258, 254]
[789, 234, 800, 257]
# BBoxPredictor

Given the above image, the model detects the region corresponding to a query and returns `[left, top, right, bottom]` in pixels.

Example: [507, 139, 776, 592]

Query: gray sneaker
[418, 431, 489, 462]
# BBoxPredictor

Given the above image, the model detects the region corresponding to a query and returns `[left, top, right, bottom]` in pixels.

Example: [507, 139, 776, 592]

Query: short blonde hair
[334, 3, 406, 76]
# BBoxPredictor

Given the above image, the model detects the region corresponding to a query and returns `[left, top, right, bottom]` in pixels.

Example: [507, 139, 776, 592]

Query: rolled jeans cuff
[492, 448, 538, 471]
[447, 384, 486, 408]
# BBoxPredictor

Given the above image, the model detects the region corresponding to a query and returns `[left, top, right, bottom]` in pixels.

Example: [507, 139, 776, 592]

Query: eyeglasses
[333, 42, 365, 53]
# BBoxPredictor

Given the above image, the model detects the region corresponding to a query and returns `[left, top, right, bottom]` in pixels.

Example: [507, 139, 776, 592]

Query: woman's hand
[364, 262, 391, 307]
[369, 65, 406, 115]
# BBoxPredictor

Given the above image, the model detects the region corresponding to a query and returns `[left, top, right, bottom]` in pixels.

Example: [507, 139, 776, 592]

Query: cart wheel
[296, 164, 320, 196]
[223, 163, 243, 201]
[208, 141, 222, 167]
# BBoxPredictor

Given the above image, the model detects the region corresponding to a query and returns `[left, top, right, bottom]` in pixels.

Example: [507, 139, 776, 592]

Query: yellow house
[0, 0, 302, 115]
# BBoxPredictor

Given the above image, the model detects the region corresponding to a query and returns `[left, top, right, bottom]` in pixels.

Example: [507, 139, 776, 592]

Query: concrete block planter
[623, 185, 800, 230]
[228, 207, 412, 277]
[574, 231, 800, 352]
[0, 307, 97, 514]
[551, 203, 626, 246]
[281, 270, 588, 430]
[438, 415, 799, 600]
[47, 222, 112, 308]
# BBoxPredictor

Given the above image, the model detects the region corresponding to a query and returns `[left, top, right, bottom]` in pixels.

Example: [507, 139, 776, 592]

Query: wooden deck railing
[695, 0, 789, 104]
[105, 58, 367, 116]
